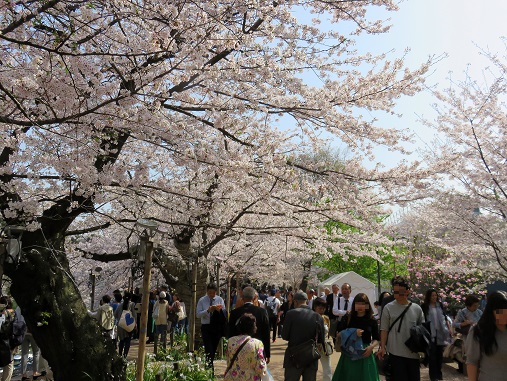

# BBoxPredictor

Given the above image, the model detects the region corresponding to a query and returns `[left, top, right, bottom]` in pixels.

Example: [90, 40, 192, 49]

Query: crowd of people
[0, 276, 503, 381]
[84, 280, 506, 381]
[213, 278, 507, 381]
[87, 286, 188, 359]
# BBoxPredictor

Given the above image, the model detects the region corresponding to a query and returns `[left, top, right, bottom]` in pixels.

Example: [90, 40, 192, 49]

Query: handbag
[317, 339, 334, 356]
[317, 320, 334, 356]
[118, 310, 136, 332]
[261, 366, 274, 381]
[210, 308, 227, 336]
[288, 338, 321, 369]
[152, 303, 160, 319]
[167, 310, 179, 324]
[405, 321, 431, 354]
[455, 324, 471, 335]
[375, 351, 392, 377]
[334, 331, 342, 352]
[324, 340, 334, 356]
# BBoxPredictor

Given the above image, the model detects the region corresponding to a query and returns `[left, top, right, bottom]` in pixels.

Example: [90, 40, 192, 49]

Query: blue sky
[356, 0, 507, 168]
[293, 1, 507, 168]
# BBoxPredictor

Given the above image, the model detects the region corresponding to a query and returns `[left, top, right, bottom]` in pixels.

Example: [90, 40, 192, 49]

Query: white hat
[159, 291, 166, 299]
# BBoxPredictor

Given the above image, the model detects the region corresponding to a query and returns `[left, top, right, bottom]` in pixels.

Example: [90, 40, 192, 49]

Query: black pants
[118, 334, 132, 358]
[201, 324, 222, 372]
[390, 354, 420, 381]
[269, 315, 278, 341]
[428, 339, 444, 380]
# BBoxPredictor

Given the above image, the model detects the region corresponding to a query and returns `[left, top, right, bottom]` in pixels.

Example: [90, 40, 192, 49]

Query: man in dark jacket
[228, 286, 271, 362]
[282, 291, 325, 381]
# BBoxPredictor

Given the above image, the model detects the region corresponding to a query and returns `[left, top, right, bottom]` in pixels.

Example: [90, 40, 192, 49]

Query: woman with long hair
[377, 291, 391, 318]
[114, 292, 137, 358]
[332, 293, 380, 381]
[224, 313, 266, 380]
[421, 289, 451, 381]
[465, 290, 507, 381]
[278, 291, 294, 335]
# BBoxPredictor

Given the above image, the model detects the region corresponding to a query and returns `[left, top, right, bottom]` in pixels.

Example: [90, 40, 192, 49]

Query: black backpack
[0, 310, 13, 342]
[266, 298, 277, 319]
[9, 309, 27, 349]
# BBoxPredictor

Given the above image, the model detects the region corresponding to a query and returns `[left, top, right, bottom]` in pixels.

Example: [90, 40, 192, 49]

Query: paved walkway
[127, 338, 468, 381]
[8, 338, 469, 380]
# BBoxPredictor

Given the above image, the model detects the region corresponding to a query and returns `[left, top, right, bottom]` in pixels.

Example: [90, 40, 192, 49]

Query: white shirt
[266, 296, 281, 314]
[332, 295, 353, 318]
[196, 294, 225, 324]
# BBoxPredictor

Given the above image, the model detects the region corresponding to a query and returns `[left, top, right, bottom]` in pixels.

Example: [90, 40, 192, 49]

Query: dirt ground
[126, 338, 468, 381]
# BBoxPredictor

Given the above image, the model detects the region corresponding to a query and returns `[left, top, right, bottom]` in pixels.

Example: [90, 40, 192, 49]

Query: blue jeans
[154, 324, 168, 354]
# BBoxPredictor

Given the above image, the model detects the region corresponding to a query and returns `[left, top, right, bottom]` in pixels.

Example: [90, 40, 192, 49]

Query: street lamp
[89, 266, 103, 310]
[135, 219, 158, 381]
[4, 225, 26, 265]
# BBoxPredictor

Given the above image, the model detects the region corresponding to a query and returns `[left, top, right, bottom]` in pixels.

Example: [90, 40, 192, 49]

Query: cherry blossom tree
[0, 1, 431, 380]
[416, 46, 507, 278]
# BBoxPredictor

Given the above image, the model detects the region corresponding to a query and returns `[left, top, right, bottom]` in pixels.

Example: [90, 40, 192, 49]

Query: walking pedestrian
[332, 293, 380, 381]
[0, 296, 15, 381]
[465, 290, 507, 381]
[421, 289, 451, 381]
[378, 276, 425, 381]
[282, 291, 325, 381]
[224, 313, 267, 380]
[115, 292, 136, 358]
[228, 286, 271, 363]
[197, 283, 227, 375]
[453, 294, 482, 374]
[313, 298, 333, 381]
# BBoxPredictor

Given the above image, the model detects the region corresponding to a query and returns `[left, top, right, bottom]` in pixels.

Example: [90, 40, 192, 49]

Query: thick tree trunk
[5, 232, 125, 381]
[160, 257, 208, 345]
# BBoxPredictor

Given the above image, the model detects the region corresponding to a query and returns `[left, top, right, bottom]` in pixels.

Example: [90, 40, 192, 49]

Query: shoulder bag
[224, 337, 250, 376]
[118, 310, 136, 333]
[316, 323, 334, 356]
[287, 316, 322, 369]
[375, 303, 412, 377]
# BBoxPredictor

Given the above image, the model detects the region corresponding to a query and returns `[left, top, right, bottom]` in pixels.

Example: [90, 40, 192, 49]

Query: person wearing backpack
[265, 289, 281, 343]
[0, 296, 16, 381]
[88, 295, 115, 339]
[15, 307, 43, 381]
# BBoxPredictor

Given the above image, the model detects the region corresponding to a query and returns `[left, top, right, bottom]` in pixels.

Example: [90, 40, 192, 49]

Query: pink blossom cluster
[407, 253, 488, 309]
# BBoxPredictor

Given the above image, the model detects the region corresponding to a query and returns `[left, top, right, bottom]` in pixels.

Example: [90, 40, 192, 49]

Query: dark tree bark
[159, 256, 208, 341]
[5, 230, 125, 381]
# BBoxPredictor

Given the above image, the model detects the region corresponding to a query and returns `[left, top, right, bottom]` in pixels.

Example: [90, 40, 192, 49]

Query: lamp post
[89, 266, 103, 310]
[135, 219, 158, 381]
[215, 256, 225, 358]
[1, 225, 26, 290]
[4, 225, 26, 265]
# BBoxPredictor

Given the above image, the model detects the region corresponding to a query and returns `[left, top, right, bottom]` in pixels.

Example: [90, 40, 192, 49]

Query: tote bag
[118, 310, 136, 332]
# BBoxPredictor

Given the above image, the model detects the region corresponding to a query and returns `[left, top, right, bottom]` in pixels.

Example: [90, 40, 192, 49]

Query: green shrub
[127, 344, 213, 381]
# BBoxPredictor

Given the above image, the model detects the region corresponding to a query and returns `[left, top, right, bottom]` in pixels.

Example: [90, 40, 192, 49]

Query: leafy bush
[126, 333, 214, 381]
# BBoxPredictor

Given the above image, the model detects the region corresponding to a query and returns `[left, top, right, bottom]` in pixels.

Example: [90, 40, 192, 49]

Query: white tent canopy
[318, 271, 378, 306]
